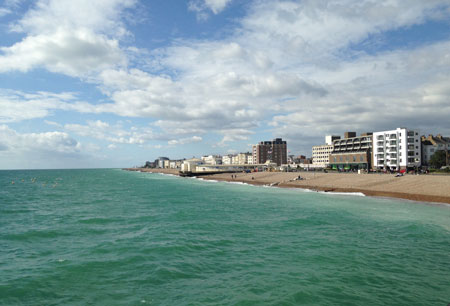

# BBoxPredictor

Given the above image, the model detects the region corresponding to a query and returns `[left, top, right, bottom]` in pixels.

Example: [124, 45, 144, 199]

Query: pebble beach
[128, 168, 450, 204]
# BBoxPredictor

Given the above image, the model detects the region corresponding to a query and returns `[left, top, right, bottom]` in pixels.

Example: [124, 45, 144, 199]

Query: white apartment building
[201, 155, 222, 165]
[373, 128, 421, 170]
[237, 153, 252, 165]
[312, 144, 333, 167]
[231, 155, 239, 165]
[247, 154, 254, 164]
[222, 155, 234, 165]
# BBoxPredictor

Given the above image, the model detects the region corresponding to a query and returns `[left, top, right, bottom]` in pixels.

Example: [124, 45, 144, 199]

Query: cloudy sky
[0, 0, 449, 169]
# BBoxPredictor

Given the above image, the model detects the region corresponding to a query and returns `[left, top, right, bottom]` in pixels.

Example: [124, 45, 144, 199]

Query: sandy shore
[124, 168, 450, 204]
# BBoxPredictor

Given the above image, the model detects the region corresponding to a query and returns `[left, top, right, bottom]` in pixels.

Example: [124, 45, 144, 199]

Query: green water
[0, 169, 449, 305]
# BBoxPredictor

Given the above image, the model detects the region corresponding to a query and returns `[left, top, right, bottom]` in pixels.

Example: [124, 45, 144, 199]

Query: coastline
[124, 168, 450, 205]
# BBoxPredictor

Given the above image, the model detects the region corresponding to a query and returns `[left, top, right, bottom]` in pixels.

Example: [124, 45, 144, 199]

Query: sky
[0, 0, 450, 169]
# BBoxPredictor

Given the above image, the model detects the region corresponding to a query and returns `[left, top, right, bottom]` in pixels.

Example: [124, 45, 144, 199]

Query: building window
[340, 157, 343, 162]
[353, 156, 356, 162]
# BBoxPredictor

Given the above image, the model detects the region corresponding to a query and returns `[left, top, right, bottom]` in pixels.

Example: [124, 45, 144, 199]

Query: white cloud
[0, 90, 100, 123]
[64, 120, 156, 145]
[0, 0, 135, 77]
[0, 124, 110, 169]
[204, 0, 232, 14]
[2, 0, 450, 157]
[11, 0, 136, 36]
[0, 124, 81, 154]
[188, 0, 232, 20]
[91, 0, 450, 151]
[168, 136, 203, 146]
[0, 7, 12, 17]
[0, 28, 125, 76]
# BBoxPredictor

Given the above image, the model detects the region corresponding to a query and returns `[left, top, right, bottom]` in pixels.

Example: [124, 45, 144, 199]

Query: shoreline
[124, 168, 450, 205]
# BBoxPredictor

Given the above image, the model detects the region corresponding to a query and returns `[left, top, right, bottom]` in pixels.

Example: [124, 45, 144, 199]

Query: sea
[0, 169, 449, 306]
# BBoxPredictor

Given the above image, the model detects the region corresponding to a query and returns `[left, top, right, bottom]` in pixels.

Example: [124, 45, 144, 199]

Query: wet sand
[125, 168, 450, 204]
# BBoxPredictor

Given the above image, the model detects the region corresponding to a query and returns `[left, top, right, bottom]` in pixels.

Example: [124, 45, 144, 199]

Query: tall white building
[312, 144, 333, 167]
[373, 128, 421, 171]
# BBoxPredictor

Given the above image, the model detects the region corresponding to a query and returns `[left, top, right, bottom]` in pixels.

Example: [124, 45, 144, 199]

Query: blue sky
[1, 0, 450, 169]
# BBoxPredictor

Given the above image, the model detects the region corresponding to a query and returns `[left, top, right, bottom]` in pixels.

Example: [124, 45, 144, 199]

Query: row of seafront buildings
[312, 127, 450, 171]
[146, 138, 289, 174]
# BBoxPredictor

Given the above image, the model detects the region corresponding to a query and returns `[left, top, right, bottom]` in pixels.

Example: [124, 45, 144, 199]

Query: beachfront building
[311, 135, 341, 168]
[222, 155, 234, 165]
[421, 134, 450, 166]
[156, 157, 170, 168]
[169, 160, 184, 169]
[231, 155, 239, 164]
[312, 144, 333, 167]
[325, 135, 341, 145]
[373, 128, 421, 171]
[201, 155, 222, 165]
[247, 154, 254, 164]
[181, 158, 203, 172]
[236, 152, 252, 165]
[252, 138, 287, 166]
[329, 132, 373, 170]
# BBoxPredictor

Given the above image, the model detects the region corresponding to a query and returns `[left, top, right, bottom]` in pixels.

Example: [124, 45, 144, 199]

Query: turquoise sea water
[0, 169, 449, 305]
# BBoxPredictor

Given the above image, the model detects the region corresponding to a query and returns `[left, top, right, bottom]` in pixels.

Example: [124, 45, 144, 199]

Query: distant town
[141, 127, 449, 175]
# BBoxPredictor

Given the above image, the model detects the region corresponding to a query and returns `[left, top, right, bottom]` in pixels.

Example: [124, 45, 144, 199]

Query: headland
[125, 168, 450, 204]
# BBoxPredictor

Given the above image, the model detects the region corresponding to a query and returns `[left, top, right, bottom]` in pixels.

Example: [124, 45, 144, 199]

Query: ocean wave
[319, 191, 366, 197]
[198, 179, 219, 183]
[156, 173, 178, 177]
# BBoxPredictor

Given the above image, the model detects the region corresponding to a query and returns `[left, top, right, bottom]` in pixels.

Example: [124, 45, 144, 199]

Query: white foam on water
[156, 173, 177, 177]
[200, 179, 219, 183]
[227, 181, 250, 185]
[320, 191, 366, 197]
